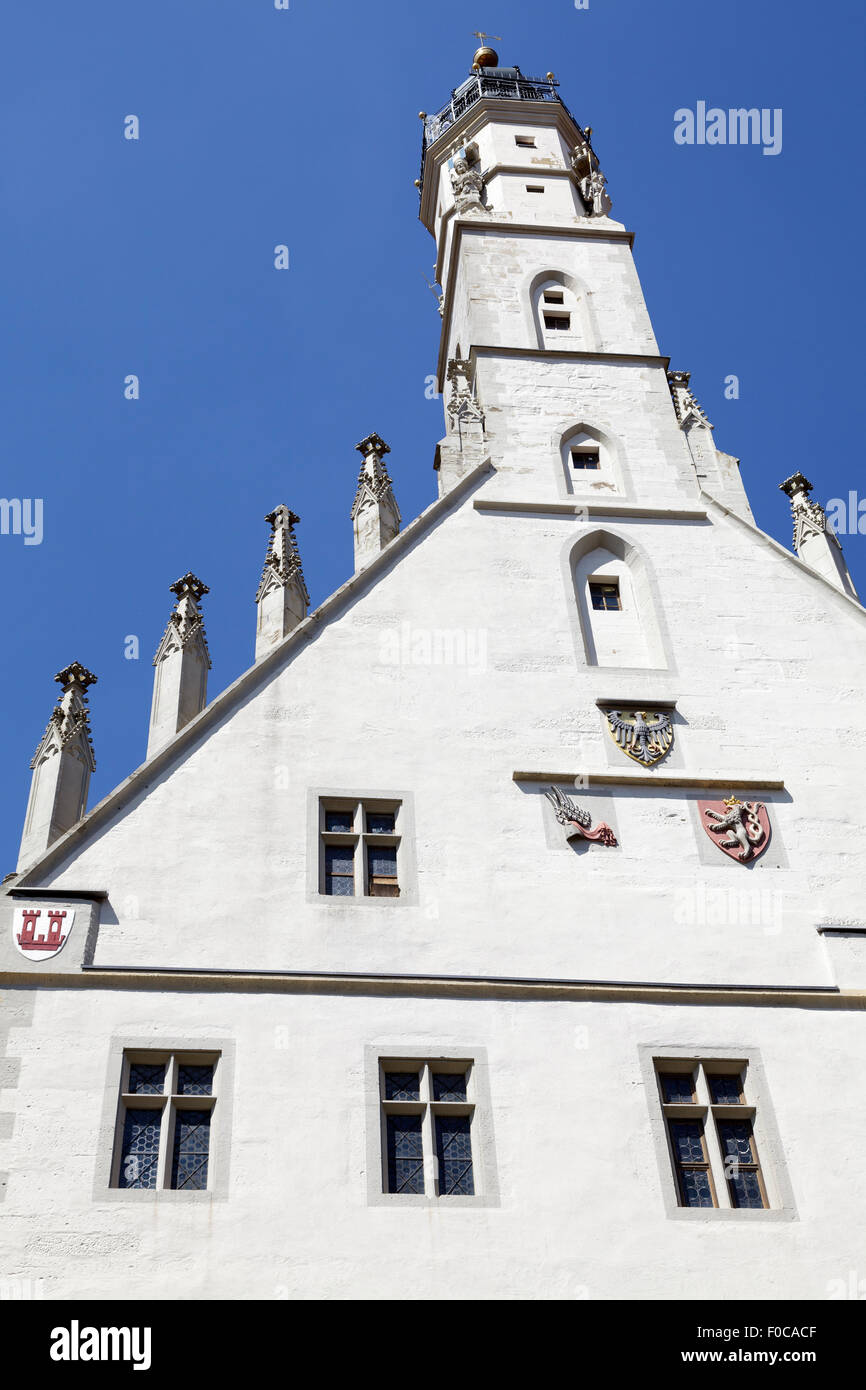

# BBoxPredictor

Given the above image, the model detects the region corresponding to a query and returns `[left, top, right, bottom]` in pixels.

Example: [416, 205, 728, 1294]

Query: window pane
[384, 1071, 420, 1101]
[669, 1120, 705, 1164]
[118, 1109, 162, 1189]
[680, 1168, 714, 1208]
[324, 845, 354, 896]
[435, 1115, 475, 1195]
[708, 1073, 743, 1105]
[432, 1072, 468, 1102]
[661, 1074, 695, 1105]
[366, 810, 396, 834]
[387, 1114, 424, 1194]
[127, 1063, 165, 1095]
[729, 1169, 765, 1209]
[368, 846, 397, 879]
[717, 1120, 757, 1166]
[325, 809, 354, 832]
[170, 1110, 211, 1190]
[177, 1065, 213, 1097]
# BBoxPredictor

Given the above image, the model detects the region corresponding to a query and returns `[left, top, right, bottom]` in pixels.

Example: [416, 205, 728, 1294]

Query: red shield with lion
[699, 797, 771, 864]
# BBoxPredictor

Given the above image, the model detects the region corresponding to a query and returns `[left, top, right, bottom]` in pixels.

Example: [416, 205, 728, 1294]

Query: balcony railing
[418, 71, 583, 194]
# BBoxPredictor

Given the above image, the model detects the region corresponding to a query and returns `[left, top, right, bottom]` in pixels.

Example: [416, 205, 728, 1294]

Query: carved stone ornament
[605, 708, 673, 766]
[544, 785, 617, 847]
[12, 906, 75, 961]
[446, 357, 485, 429]
[700, 797, 770, 864]
[449, 143, 487, 214]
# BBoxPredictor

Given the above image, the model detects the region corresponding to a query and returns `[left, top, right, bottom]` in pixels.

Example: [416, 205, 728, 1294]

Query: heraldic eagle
[606, 709, 673, 766]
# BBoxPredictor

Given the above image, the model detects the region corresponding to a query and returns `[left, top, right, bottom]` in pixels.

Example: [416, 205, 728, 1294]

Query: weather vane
[472, 31, 502, 45]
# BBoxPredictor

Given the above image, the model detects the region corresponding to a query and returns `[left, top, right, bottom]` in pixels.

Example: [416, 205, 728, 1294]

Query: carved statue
[579, 167, 611, 217]
[544, 786, 617, 846]
[450, 146, 486, 213]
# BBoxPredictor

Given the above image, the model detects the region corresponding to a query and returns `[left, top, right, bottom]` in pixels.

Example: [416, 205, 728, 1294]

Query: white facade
[2, 53, 866, 1301]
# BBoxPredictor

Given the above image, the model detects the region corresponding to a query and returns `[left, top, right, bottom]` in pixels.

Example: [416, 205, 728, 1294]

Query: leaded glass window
[707, 1073, 743, 1105]
[380, 1060, 476, 1199]
[320, 798, 402, 898]
[118, 1109, 161, 1189]
[387, 1115, 425, 1194]
[655, 1058, 769, 1211]
[113, 1052, 219, 1192]
[435, 1116, 475, 1195]
[171, 1110, 212, 1190]
[128, 1063, 165, 1095]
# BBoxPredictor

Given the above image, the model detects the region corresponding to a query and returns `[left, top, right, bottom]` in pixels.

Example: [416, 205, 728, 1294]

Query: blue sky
[1, 0, 864, 872]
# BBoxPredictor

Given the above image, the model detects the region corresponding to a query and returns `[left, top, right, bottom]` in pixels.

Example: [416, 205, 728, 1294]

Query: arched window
[529, 271, 596, 350]
[559, 425, 623, 496]
[568, 530, 667, 669]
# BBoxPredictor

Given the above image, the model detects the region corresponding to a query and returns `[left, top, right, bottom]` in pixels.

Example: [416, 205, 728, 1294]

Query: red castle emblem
[12, 907, 74, 960]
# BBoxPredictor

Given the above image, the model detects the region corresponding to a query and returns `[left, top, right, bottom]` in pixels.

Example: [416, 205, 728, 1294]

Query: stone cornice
[439, 341, 668, 394]
[0, 964, 855, 1009]
[473, 500, 706, 521]
[513, 772, 785, 791]
[8, 458, 495, 889]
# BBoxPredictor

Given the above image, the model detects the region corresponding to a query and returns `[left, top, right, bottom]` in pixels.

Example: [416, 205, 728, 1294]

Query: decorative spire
[147, 573, 212, 758]
[255, 506, 310, 660]
[17, 663, 98, 870]
[31, 662, 98, 773]
[667, 370, 713, 429]
[779, 472, 859, 600]
[351, 434, 401, 571]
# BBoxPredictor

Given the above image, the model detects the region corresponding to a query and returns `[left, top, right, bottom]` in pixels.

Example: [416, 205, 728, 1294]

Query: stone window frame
[638, 1045, 797, 1222]
[95, 1035, 235, 1203]
[364, 1045, 500, 1208]
[307, 788, 419, 907]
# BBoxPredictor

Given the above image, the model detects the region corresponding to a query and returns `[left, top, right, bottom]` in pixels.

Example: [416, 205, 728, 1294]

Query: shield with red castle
[12, 906, 74, 960]
[699, 797, 771, 865]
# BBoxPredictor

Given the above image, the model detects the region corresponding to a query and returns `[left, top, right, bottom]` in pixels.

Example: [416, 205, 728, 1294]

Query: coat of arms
[699, 797, 770, 864]
[604, 708, 673, 766]
[12, 906, 74, 960]
[544, 786, 617, 846]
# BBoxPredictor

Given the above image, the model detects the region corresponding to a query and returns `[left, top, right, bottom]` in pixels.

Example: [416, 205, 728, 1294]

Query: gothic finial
[667, 369, 713, 429]
[351, 435, 401, 570]
[169, 572, 209, 603]
[54, 661, 98, 694]
[778, 471, 859, 598]
[255, 506, 310, 658]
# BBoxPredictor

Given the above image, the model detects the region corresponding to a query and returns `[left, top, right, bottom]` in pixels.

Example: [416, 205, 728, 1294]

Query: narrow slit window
[544, 313, 570, 330]
[515, 135, 536, 148]
[526, 184, 545, 194]
[543, 290, 564, 304]
[589, 580, 621, 611]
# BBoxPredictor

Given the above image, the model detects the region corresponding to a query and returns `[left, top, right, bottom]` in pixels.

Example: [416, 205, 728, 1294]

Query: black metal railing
[418, 72, 584, 194]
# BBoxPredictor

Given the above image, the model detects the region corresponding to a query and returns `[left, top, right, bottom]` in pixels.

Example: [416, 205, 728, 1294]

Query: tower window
[589, 580, 621, 611]
[526, 185, 545, 194]
[544, 313, 570, 330]
[571, 450, 600, 470]
[543, 290, 564, 304]
[515, 135, 536, 148]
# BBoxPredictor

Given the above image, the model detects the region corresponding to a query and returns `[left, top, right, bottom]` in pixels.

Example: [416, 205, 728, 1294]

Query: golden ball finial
[418, 111, 427, 120]
[546, 72, 556, 82]
[473, 44, 499, 69]
[414, 179, 422, 188]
